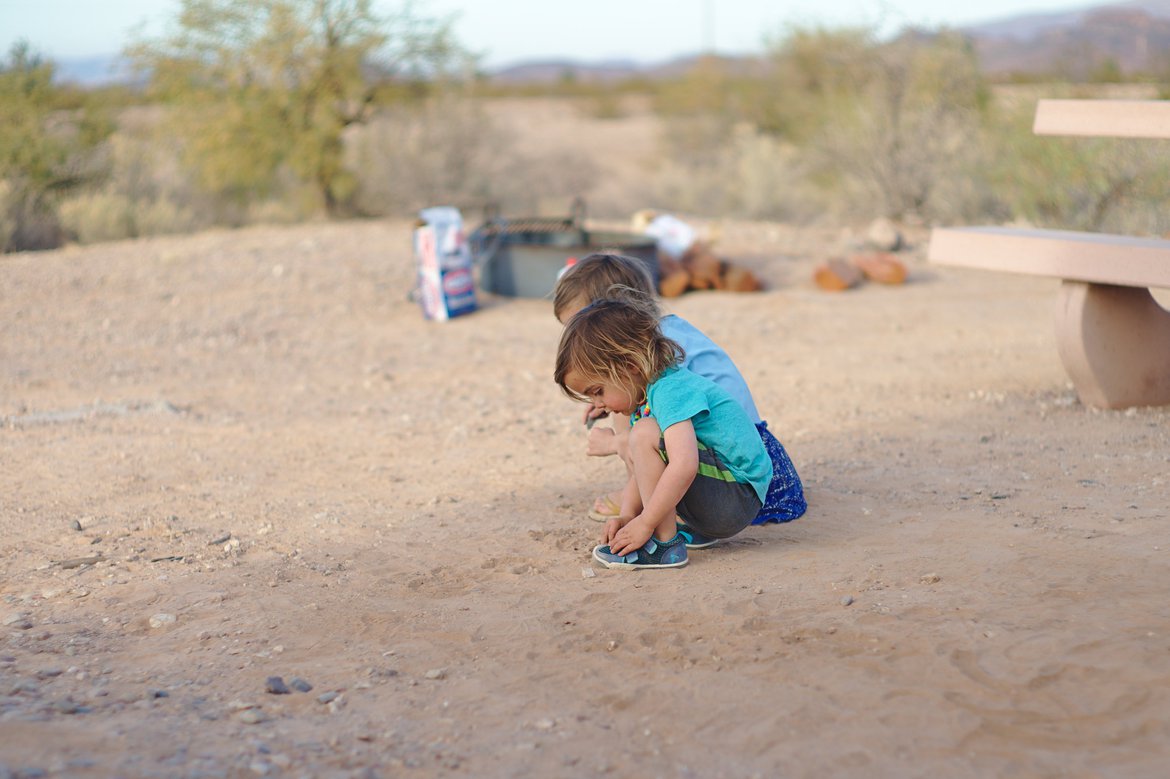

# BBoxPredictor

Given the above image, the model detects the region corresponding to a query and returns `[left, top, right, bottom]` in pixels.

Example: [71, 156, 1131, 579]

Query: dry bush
[0, 184, 64, 252]
[650, 121, 813, 221]
[791, 31, 989, 223]
[982, 98, 1170, 234]
[347, 95, 598, 217]
[57, 113, 210, 244]
[57, 193, 135, 244]
[586, 89, 626, 120]
[644, 29, 990, 224]
[0, 180, 15, 250]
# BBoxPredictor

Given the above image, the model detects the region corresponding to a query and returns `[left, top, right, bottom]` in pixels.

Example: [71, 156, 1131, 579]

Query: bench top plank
[1033, 99, 1170, 139]
[928, 226, 1170, 288]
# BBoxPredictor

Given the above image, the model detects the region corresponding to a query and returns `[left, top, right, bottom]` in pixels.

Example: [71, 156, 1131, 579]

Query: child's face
[563, 369, 636, 415]
[556, 296, 589, 326]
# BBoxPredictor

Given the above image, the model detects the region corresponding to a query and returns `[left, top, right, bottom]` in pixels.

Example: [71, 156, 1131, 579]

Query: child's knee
[628, 417, 662, 452]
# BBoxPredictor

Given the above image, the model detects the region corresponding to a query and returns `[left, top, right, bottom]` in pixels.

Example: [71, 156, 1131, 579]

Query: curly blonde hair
[554, 298, 682, 405]
[552, 253, 660, 322]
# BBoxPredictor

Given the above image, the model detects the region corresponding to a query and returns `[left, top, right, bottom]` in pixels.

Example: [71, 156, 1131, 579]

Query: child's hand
[601, 514, 635, 546]
[585, 426, 617, 457]
[608, 518, 653, 557]
[582, 405, 608, 428]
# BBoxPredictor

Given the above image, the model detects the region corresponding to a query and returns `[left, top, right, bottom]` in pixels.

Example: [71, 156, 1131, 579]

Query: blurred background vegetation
[3, 0, 1169, 253]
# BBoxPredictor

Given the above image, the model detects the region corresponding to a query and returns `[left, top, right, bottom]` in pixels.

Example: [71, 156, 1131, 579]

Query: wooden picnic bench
[927, 99, 1170, 410]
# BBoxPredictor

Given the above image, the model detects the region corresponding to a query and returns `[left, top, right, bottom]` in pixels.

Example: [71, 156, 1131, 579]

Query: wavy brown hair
[552, 253, 660, 322]
[554, 298, 682, 405]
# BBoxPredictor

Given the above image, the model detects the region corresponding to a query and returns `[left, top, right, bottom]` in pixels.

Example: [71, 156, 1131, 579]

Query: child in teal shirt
[555, 298, 771, 569]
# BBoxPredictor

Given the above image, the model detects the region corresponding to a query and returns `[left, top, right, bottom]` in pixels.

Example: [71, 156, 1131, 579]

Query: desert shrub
[983, 101, 1170, 233]
[650, 121, 810, 221]
[646, 27, 990, 224]
[0, 42, 112, 251]
[0, 180, 15, 249]
[586, 89, 626, 120]
[774, 28, 990, 222]
[0, 181, 64, 252]
[58, 192, 135, 244]
[347, 94, 598, 217]
[58, 112, 211, 243]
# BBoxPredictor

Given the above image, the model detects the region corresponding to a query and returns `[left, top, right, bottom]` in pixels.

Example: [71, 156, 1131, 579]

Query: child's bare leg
[612, 414, 631, 461]
[590, 414, 632, 516]
[617, 474, 641, 519]
[628, 418, 679, 542]
[602, 475, 643, 545]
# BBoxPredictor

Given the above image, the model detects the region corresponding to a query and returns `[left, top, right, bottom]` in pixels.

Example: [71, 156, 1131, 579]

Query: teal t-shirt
[646, 367, 773, 503]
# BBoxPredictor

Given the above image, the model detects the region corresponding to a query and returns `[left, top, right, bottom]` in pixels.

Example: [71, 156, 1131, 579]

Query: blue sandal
[592, 533, 688, 570]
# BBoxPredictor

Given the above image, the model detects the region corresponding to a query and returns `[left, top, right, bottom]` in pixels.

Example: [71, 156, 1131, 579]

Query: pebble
[249, 760, 273, 776]
[840, 595, 854, 607]
[3, 613, 33, 630]
[533, 718, 556, 731]
[289, 676, 313, 693]
[919, 573, 941, 584]
[149, 613, 177, 629]
[316, 691, 339, 704]
[265, 676, 291, 695]
[238, 709, 269, 725]
[70, 519, 83, 531]
[424, 669, 446, 680]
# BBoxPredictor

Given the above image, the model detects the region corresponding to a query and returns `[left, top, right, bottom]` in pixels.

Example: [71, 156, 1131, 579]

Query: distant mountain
[966, 0, 1170, 37]
[486, 1, 1170, 83]
[488, 58, 643, 85]
[964, 0, 1170, 76]
[54, 1, 1170, 88]
[54, 55, 133, 86]
[488, 54, 766, 85]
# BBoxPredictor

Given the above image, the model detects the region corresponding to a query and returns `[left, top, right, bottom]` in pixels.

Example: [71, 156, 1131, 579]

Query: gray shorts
[660, 438, 762, 539]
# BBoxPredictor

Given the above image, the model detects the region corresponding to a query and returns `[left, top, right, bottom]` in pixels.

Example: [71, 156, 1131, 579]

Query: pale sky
[0, 0, 1104, 67]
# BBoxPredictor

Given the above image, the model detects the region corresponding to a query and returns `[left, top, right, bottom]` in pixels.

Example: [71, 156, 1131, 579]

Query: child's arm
[585, 426, 617, 456]
[584, 412, 629, 457]
[602, 474, 642, 544]
[607, 420, 698, 555]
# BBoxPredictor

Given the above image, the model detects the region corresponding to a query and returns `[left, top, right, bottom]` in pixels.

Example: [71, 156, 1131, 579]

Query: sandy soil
[2, 216, 1169, 778]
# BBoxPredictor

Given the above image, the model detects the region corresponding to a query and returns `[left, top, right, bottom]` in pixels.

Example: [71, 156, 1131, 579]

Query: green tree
[0, 41, 111, 251]
[127, 0, 463, 217]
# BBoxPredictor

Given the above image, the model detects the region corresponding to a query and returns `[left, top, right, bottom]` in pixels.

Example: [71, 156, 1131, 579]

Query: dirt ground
[2, 215, 1169, 778]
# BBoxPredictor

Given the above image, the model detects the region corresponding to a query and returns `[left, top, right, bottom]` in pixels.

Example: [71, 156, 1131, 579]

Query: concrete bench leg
[1055, 281, 1170, 409]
